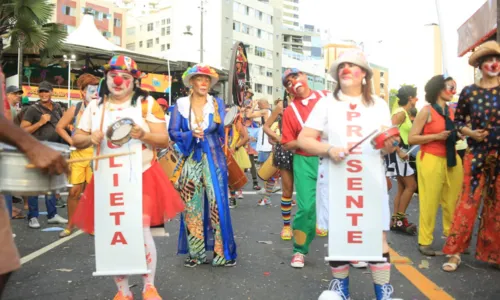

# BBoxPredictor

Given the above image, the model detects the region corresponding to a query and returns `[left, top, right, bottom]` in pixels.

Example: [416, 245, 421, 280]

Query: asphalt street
[4, 176, 500, 300]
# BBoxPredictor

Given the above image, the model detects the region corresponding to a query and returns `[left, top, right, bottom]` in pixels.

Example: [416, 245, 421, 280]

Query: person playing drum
[227, 106, 251, 208]
[280, 68, 327, 268]
[71, 55, 184, 300]
[298, 50, 400, 300]
[169, 64, 237, 268]
[55, 73, 100, 238]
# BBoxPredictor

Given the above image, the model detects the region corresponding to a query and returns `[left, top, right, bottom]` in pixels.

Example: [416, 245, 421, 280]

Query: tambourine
[371, 126, 400, 150]
[106, 118, 135, 146]
[224, 106, 239, 127]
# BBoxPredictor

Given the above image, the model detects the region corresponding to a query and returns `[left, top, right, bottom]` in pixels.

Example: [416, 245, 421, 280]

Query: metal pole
[497, 0, 500, 43]
[167, 59, 171, 106]
[17, 41, 22, 87]
[200, 0, 204, 63]
[67, 61, 71, 107]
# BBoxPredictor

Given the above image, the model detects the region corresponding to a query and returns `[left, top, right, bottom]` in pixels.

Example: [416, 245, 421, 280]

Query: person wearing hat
[5, 85, 23, 121]
[298, 49, 400, 300]
[72, 55, 184, 300]
[156, 98, 170, 131]
[54, 73, 100, 239]
[279, 67, 328, 268]
[170, 64, 237, 267]
[20, 81, 69, 229]
[442, 40, 500, 272]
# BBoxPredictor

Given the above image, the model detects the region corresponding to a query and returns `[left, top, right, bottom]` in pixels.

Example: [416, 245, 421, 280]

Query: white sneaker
[29, 217, 41, 229]
[350, 261, 368, 268]
[318, 290, 346, 300]
[257, 188, 266, 195]
[47, 214, 68, 224]
[257, 198, 271, 206]
[291, 252, 305, 268]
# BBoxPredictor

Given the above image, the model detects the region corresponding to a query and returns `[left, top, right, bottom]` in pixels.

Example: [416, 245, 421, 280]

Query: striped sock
[281, 196, 292, 226]
[369, 262, 391, 285]
[264, 179, 274, 197]
[230, 190, 236, 198]
[331, 264, 349, 279]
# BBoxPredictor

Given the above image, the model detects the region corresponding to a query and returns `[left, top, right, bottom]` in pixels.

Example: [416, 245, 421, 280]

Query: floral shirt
[455, 84, 500, 194]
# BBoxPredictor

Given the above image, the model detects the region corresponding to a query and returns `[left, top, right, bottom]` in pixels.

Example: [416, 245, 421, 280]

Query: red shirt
[421, 105, 455, 158]
[281, 90, 327, 156]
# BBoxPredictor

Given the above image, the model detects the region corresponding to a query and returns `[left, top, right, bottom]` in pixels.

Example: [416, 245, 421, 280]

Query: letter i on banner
[326, 102, 384, 262]
[92, 104, 148, 276]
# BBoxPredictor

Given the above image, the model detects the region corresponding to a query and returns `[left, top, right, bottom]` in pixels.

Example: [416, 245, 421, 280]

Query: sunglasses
[445, 85, 456, 93]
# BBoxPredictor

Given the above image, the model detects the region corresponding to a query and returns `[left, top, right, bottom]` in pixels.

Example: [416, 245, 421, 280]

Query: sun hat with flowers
[182, 64, 219, 88]
[103, 55, 142, 78]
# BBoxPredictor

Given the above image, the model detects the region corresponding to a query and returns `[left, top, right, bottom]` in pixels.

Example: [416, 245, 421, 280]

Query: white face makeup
[84, 85, 99, 103]
[107, 71, 135, 99]
[481, 57, 500, 77]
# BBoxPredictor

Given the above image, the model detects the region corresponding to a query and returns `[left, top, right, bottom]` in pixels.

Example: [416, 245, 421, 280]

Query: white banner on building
[93, 140, 147, 276]
[325, 102, 384, 262]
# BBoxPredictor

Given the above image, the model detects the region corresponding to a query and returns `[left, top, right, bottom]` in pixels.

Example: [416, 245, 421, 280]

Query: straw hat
[329, 49, 373, 82]
[182, 64, 219, 87]
[469, 40, 500, 67]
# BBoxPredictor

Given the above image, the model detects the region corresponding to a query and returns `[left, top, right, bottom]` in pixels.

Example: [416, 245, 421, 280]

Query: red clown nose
[113, 76, 124, 86]
[341, 68, 351, 75]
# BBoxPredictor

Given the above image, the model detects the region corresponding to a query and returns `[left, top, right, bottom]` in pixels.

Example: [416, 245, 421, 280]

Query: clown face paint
[481, 57, 500, 77]
[83, 85, 99, 104]
[440, 80, 457, 101]
[107, 70, 134, 100]
[338, 63, 365, 88]
[284, 73, 309, 97]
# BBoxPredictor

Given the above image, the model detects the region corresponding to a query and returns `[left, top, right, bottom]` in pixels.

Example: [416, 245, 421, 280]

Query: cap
[38, 81, 53, 92]
[157, 98, 168, 108]
[282, 68, 301, 86]
[6, 85, 22, 94]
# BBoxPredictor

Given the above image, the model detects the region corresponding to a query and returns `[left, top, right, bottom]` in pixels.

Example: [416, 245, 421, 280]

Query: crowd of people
[0, 39, 499, 300]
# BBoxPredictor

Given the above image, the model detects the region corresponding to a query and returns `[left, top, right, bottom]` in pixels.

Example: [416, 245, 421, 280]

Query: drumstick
[95, 95, 107, 170]
[405, 145, 419, 156]
[25, 151, 135, 169]
[224, 127, 230, 156]
[348, 129, 378, 153]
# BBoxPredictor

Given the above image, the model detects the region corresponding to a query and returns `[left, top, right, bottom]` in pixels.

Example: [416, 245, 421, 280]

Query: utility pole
[199, 0, 205, 63]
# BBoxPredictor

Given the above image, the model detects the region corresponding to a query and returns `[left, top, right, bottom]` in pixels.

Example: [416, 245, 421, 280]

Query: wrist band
[326, 146, 334, 157]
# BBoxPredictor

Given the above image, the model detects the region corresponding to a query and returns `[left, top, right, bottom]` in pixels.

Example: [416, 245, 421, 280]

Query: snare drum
[0, 142, 71, 196]
[371, 126, 400, 150]
[227, 152, 248, 190]
[106, 118, 135, 146]
[224, 106, 239, 127]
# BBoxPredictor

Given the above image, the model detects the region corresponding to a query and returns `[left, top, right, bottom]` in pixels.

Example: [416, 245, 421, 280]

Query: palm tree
[0, 0, 67, 84]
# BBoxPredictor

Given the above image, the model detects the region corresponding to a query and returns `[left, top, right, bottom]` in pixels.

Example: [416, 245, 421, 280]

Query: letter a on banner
[92, 103, 148, 276]
[325, 100, 385, 262]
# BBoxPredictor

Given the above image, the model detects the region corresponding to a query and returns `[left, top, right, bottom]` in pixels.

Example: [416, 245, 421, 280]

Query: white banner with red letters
[325, 100, 384, 262]
[93, 140, 147, 276]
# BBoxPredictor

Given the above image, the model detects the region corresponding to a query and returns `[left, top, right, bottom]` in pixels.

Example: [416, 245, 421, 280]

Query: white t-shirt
[78, 96, 165, 171]
[164, 114, 170, 132]
[256, 109, 273, 152]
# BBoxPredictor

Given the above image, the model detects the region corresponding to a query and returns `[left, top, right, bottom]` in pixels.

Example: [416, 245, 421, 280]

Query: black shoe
[229, 198, 237, 209]
[184, 257, 207, 268]
[225, 260, 237, 267]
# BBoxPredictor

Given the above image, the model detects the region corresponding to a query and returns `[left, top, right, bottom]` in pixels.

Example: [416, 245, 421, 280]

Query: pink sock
[114, 275, 131, 296]
[142, 227, 157, 291]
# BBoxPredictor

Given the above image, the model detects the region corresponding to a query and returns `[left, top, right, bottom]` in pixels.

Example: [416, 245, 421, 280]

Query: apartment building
[50, 0, 126, 47]
[124, 9, 173, 55]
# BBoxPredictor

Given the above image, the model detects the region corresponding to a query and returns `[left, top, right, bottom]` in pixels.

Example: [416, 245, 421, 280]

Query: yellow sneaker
[113, 291, 133, 300]
[143, 284, 162, 300]
[281, 226, 292, 240]
[316, 227, 328, 237]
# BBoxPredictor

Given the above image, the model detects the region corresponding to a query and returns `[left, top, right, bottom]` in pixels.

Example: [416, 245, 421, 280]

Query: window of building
[147, 23, 153, 32]
[156, 37, 160, 44]
[167, 18, 171, 24]
[126, 27, 135, 35]
[233, 2, 238, 12]
[112, 36, 121, 45]
[380, 83, 385, 88]
[239, 4, 245, 14]
[245, 6, 250, 15]
[155, 21, 159, 27]
[242, 23, 249, 34]
[267, 86, 272, 95]
[161, 44, 165, 51]
[255, 10, 263, 20]
[258, 65, 265, 75]
[266, 70, 273, 77]
[139, 41, 143, 48]
[62, 6, 75, 16]
[266, 50, 272, 59]
[167, 44, 170, 50]
[114, 18, 121, 28]
[167, 26, 170, 35]
[255, 46, 265, 57]
[126, 43, 136, 51]
[161, 27, 165, 36]
[248, 7, 254, 16]
[255, 83, 263, 93]
[257, 29, 262, 38]
[161, 19, 166, 25]
[380, 71, 384, 77]
[147, 39, 153, 48]
[233, 21, 240, 32]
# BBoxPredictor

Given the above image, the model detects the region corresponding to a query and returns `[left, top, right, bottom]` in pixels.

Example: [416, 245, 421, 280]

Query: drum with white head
[224, 106, 239, 127]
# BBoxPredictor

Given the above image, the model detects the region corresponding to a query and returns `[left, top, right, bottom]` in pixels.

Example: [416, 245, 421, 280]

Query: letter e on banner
[348, 231, 363, 244]
[347, 178, 362, 190]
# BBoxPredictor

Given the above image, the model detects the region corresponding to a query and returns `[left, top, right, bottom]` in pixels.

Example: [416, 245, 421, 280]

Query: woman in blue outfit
[169, 64, 237, 267]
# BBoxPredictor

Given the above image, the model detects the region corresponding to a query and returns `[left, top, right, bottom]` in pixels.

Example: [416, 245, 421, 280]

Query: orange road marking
[389, 247, 455, 300]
